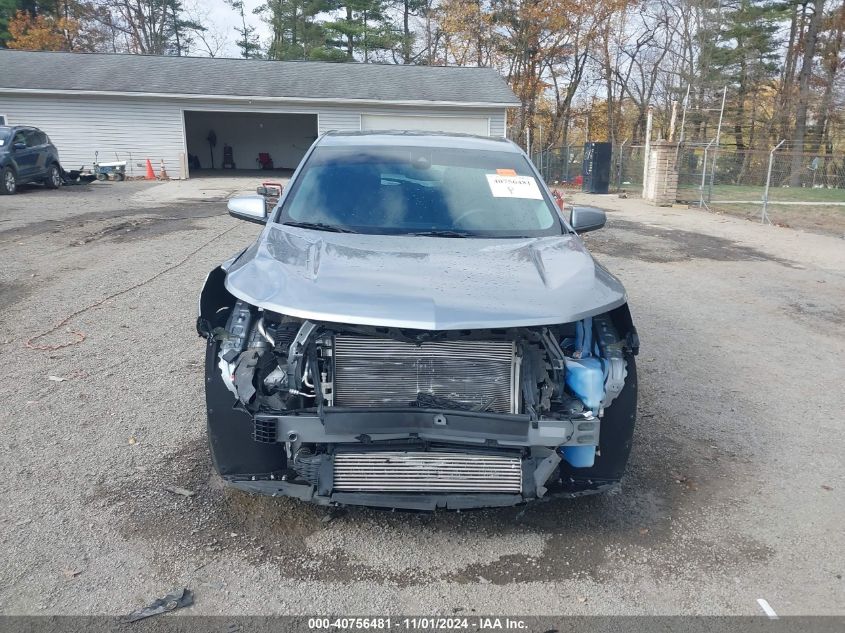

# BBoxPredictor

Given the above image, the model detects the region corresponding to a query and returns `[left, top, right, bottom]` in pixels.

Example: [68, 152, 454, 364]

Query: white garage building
[0, 50, 518, 179]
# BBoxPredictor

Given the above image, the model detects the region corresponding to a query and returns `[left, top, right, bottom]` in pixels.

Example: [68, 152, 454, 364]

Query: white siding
[0, 93, 510, 178]
[318, 110, 361, 134]
[0, 93, 185, 178]
[489, 111, 506, 138]
[361, 113, 489, 135]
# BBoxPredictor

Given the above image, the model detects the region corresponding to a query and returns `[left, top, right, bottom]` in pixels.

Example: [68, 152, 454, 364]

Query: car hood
[224, 224, 627, 330]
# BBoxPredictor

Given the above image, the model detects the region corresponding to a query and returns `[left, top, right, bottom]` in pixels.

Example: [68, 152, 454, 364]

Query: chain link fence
[613, 143, 645, 195]
[522, 135, 845, 234]
[677, 145, 845, 232]
[530, 145, 582, 186]
[528, 142, 647, 194]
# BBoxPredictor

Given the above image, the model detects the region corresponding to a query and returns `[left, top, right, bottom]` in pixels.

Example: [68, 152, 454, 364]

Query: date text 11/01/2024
[307, 617, 529, 630]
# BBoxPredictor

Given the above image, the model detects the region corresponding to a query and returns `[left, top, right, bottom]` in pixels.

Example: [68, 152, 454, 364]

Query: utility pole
[762, 140, 786, 224]
[538, 125, 543, 177]
[642, 105, 653, 199]
[707, 86, 727, 202]
[699, 138, 716, 209]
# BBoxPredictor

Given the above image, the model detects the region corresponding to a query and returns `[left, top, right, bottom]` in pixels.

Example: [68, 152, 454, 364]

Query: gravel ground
[0, 179, 842, 616]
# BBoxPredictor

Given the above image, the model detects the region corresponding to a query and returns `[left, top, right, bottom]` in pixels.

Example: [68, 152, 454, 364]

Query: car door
[11, 129, 38, 179]
[28, 130, 50, 177]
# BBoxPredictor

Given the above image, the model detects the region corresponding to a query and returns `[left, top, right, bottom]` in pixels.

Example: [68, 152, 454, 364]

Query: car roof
[319, 130, 521, 152]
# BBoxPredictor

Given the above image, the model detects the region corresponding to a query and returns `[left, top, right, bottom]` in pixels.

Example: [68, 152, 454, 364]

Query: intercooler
[332, 451, 523, 493]
[332, 336, 520, 414]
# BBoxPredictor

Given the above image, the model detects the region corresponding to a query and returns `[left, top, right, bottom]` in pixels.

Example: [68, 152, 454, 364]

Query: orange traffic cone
[159, 159, 169, 180]
[145, 159, 155, 180]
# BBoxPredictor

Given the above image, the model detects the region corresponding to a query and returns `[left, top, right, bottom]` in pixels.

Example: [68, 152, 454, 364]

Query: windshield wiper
[282, 221, 358, 233]
[407, 230, 471, 238]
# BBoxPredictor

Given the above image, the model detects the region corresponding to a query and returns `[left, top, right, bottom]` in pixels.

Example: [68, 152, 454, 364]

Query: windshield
[278, 144, 563, 237]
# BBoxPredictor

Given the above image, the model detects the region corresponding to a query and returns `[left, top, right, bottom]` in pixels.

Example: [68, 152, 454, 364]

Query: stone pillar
[643, 140, 679, 206]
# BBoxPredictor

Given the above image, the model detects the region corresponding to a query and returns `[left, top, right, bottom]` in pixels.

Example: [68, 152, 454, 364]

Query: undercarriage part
[333, 336, 520, 414]
[332, 451, 523, 493]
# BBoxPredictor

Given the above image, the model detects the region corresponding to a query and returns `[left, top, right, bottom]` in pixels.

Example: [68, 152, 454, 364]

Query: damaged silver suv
[197, 131, 639, 510]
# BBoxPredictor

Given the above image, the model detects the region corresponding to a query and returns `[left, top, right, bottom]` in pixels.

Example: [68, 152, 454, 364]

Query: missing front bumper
[224, 476, 620, 510]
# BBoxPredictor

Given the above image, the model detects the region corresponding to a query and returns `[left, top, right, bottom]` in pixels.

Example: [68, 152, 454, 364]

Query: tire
[1, 167, 16, 195]
[44, 163, 62, 189]
[559, 353, 638, 487]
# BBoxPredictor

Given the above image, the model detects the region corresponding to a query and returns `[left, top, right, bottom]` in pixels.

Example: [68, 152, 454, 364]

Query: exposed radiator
[333, 451, 523, 493]
[332, 336, 520, 414]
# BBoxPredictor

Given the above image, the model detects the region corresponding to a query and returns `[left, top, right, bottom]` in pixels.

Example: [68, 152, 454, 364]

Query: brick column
[643, 140, 679, 206]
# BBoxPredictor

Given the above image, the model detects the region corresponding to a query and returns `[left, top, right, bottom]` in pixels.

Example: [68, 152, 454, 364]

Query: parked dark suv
[0, 125, 62, 195]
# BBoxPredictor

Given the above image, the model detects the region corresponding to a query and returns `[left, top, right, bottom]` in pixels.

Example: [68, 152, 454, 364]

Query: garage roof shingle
[0, 50, 519, 106]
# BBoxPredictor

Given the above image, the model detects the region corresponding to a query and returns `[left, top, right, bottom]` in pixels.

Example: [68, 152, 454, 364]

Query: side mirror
[569, 206, 606, 234]
[257, 183, 283, 197]
[227, 195, 267, 224]
[13, 142, 26, 151]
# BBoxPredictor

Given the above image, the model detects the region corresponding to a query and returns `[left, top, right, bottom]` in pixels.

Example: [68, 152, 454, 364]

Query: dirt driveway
[0, 180, 842, 616]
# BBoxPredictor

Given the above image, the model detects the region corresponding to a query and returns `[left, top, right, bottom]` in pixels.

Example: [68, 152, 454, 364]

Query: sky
[190, 0, 270, 58]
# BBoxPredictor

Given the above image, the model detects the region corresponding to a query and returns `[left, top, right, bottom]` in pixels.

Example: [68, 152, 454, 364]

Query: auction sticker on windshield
[486, 174, 544, 199]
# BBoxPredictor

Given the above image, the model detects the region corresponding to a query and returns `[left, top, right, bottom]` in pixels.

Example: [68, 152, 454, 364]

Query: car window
[24, 130, 42, 147]
[12, 131, 26, 147]
[0, 127, 10, 147]
[279, 145, 562, 238]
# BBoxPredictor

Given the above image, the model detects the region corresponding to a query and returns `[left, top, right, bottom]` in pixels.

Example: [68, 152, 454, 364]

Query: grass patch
[676, 183, 845, 204]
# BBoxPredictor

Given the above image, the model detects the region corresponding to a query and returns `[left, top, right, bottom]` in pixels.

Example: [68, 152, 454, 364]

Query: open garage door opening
[184, 111, 318, 177]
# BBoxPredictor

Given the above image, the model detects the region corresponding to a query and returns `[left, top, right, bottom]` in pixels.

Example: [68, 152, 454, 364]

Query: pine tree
[709, 0, 781, 156]
[321, 0, 399, 62]
[226, 0, 262, 58]
[257, 0, 326, 60]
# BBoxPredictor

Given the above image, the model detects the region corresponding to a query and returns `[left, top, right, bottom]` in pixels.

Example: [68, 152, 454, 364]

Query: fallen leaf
[48, 376, 66, 382]
[821, 485, 833, 491]
[164, 485, 195, 498]
[63, 568, 82, 578]
[128, 437, 137, 445]
[577, 596, 587, 603]
[639, 528, 649, 535]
